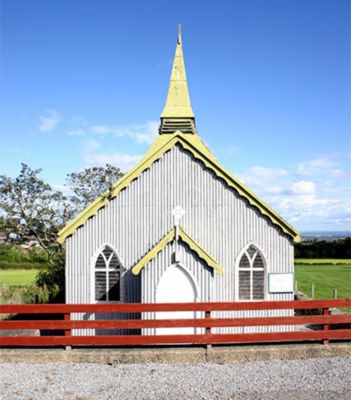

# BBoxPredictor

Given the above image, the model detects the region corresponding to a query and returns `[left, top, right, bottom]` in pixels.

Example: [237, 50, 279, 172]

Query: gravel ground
[1, 356, 350, 400]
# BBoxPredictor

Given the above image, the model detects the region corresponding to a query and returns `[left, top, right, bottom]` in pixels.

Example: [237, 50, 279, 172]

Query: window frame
[235, 244, 267, 302]
[90, 244, 123, 304]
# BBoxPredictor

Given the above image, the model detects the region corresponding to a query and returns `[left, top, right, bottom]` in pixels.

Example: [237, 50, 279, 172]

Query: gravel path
[1, 356, 350, 400]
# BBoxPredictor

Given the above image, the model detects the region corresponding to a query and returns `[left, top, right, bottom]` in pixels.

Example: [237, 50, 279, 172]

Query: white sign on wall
[268, 273, 294, 293]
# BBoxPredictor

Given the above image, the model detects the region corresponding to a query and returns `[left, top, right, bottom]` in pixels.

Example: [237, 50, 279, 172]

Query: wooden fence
[1, 299, 350, 347]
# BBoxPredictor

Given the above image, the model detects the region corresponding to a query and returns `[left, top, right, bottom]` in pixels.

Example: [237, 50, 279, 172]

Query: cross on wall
[171, 205, 185, 263]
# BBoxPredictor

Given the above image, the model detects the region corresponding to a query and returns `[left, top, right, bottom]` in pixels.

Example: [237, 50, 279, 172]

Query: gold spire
[161, 25, 195, 119]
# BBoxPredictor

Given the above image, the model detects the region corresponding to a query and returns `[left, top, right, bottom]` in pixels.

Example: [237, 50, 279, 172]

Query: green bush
[0, 283, 50, 304]
[0, 243, 27, 262]
[0, 243, 49, 269]
[28, 247, 49, 263]
[0, 244, 65, 303]
[36, 250, 65, 303]
[295, 237, 351, 258]
[0, 261, 49, 270]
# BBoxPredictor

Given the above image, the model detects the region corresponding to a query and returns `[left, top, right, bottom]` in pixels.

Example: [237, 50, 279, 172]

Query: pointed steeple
[160, 25, 196, 134]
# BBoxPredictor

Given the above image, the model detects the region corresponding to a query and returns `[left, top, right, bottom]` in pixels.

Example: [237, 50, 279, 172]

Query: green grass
[294, 263, 351, 299]
[295, 258, 351, 265]
[0, 269, 39, 287]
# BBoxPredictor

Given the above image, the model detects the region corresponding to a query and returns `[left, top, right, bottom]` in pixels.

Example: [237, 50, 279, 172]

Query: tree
[1, 163, 124, 302]
[0, 164, 73, 264]
[0, 164, 74, 301]
[66, 164, 123, 214]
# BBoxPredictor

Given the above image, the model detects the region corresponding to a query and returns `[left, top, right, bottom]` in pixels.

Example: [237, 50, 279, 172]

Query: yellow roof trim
[161, 24, 194, 119]
[178, 227, 223, 274]
[57, 134, 176, 244]
[177, 134, 301, 242]
[132, 229, 174, 275]
[131, 227, 223, 275]
[57, 131, 300, 244]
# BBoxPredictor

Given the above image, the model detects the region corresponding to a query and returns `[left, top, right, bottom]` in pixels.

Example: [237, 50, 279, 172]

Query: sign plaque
[268, 273, 294, 293]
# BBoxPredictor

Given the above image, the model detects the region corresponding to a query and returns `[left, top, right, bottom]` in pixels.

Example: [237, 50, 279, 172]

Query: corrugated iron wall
[66, 144, 294, 335]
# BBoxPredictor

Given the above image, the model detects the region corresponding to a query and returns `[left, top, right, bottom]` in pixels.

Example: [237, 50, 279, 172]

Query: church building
[57, 27, 300, 334]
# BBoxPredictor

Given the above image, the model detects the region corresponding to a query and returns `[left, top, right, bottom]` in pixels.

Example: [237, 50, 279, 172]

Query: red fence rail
[1, 299, 350, 347]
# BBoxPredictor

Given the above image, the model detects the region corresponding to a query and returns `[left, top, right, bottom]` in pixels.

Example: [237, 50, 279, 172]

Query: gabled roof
[132, 226, 223, 275]
[57, 27, 300, 245]
[57, 131, 301, 244]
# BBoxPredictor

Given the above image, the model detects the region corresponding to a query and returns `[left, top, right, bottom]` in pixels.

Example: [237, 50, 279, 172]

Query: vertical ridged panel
[67, 144, 294, 335]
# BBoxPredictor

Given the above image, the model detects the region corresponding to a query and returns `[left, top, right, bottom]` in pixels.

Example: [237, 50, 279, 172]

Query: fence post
[323, 307, 329, 346]
[64, 312, 72, 350]
[311, 284, 315, 299]
[333, 289, 337, 299]
[205, 310, 211, 353]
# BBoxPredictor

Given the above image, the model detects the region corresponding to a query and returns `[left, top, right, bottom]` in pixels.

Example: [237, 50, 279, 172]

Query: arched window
[238, 245, 265, 300]
[94, 246, 121, 301]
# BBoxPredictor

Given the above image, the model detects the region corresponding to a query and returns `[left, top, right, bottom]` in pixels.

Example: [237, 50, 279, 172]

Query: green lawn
[0, 269, 39, 287]
[0, 262, 350, 300]
[294, 263, 351, 299]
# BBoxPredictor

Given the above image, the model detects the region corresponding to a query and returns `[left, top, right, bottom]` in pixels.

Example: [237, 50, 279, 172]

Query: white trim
[235, 242, 267, 302]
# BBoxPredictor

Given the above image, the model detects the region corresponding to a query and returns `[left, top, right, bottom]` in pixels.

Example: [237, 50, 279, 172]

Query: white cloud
[244, 166, 288, 179]
[82, 139, 101, 152]
[239, 166, 289, 194]
[84, 151, 142, 171]
[237, 157, 351, 230]
[89, 120, 159, 144]
[90, 125, 113, 135]
[66, 128, 86, 137]
[38, 109, 61, 132]
[2, 148, 31, 156]
[81, 137, 141, 171]
[70, 116, 88, 125]
[291, 180, 316, 195]
[296, 156, 346, 179]
[65, 115, 159, 145]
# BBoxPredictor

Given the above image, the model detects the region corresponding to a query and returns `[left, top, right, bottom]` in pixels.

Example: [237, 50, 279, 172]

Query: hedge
[0, 261, 49, 270]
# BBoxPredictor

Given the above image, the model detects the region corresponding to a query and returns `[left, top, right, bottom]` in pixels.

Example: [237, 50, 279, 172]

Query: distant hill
[301, 231, 351, 242]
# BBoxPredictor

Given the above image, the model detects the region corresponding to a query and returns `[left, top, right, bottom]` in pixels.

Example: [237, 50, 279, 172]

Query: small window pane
[108, 271, 120, 301]
[253, 254, 264, 269]
[247, 246, 256, 259]
[239, 254, 250, 268]
[95, 254, 106, 269]
[95, 271, 106, 301]
[103, 246, 113, 260]
[239, 271, 251, 300]
[253, 271, 264, 299]
[109, 254, 120, 269]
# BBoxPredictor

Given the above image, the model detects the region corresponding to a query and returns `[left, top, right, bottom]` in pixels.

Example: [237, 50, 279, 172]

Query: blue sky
[1, 0, 350, 231]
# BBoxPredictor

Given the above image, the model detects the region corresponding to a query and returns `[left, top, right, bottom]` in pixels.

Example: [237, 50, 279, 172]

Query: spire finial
[160, 25, 195, 122]
[178, 24, 182, 44]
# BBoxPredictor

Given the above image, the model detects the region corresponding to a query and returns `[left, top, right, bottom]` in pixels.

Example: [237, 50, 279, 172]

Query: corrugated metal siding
[66, 144, 294, 335]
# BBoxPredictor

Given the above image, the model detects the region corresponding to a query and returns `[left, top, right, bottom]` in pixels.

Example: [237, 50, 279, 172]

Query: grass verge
[0, 269, 39, 287]
[294, 263, 351, 300]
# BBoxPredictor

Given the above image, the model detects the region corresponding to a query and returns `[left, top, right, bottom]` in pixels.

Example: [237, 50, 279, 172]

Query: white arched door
[155, 265, 197, 335]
